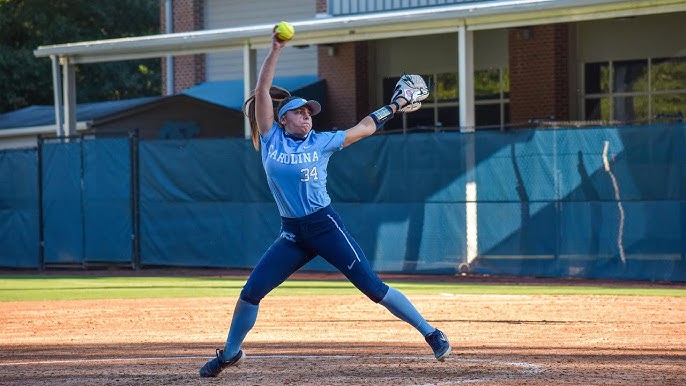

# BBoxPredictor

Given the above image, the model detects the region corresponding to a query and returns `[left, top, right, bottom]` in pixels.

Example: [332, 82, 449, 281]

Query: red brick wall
[509, 24, 570, 125]
[316, 0, 374, 129]
[161, 0, 206, 95]
[318, 42, 370, 130]
[316, 0, 327, 14]
[354, 43, 370, 123]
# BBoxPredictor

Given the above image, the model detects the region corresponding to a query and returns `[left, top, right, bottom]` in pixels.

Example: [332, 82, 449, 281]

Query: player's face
[282, 107, 312, 136]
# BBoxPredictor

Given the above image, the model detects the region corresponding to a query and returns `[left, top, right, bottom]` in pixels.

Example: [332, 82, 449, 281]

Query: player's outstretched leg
[425, 329, 451, 361]
[199, 298, 258, 377]
[199, 349, 245, 377]
[379, 287, 452, 361]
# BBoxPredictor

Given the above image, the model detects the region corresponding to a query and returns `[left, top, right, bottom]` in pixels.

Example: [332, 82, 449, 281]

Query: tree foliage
[0, 0, 161, 113]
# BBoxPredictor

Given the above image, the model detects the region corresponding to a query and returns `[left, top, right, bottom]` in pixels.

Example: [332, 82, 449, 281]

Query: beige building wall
[203, 0, 318, 81]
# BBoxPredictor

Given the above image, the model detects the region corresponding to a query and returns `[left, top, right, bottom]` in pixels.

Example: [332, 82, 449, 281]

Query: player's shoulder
[311, 129, 345, 151]
[311, 129, 344, 141]
[261, 121, 281, 142]
[311, 128, 343, 137]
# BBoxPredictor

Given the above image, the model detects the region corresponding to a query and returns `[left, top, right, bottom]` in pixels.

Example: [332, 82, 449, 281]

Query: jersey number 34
[300, 166, 319, 182]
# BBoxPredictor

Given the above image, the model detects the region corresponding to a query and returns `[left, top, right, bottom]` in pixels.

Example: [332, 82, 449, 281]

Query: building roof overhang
[34, 0, 686, 64]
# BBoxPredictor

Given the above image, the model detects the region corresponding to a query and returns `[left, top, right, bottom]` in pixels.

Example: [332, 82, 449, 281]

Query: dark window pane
[613, 59, 648, 93]
[435, 73, 458, 102]
[502, 69, 510, 99]
[383, 77, 397, 102]
[653, 94, 686, 118]
[437, 106, 458, 129]
[614, 95, 648, 122]
[405, 107, 436, 130]
[652, 57, 686, 92]
[476, 103, 501, 128]
[585, 62, 610, 94]
[475, 69, 500, 100]
[585, 98, 609, 121]
[417, 74, 433, 103]
[381, 114, 403, 131]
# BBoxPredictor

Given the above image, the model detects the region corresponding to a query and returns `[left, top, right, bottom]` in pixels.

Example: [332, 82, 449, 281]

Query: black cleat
[425, 329, 451, 361]
[199, 349, 244, 377]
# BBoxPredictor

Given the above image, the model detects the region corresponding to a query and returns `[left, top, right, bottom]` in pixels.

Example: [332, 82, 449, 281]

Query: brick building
[34, 1, 686, 137]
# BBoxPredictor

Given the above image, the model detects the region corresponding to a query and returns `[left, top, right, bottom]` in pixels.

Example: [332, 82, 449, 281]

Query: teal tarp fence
[138, 139, 277, 268]
[1, 124, 684, 281]
[82, 139, 133, 264]
[41, 141, 83, 265]
[40, 138, 133, 267]
[0, 148, 39, 268]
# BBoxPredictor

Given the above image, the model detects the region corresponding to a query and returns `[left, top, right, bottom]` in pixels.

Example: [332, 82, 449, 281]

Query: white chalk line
[0, 354, 544, 374]
[406, 358, 545, 386]
[0, 355, 544, 385]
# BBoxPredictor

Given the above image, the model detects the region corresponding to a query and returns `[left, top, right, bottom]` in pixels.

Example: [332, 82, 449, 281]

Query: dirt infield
[1, 272, 685, 385]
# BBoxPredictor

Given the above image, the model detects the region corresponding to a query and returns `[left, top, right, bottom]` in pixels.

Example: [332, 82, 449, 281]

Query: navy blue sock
[379, 287, 434, 336]
[223, 298, 259, 360]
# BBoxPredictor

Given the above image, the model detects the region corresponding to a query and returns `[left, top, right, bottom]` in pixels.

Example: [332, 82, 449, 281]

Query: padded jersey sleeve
[316, 130, 346, 156]
[260, 121, 280, 143]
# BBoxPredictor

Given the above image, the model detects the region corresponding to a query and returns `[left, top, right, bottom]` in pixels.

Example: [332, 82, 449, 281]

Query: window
[652, 56, 686, 120]
[475, 68, 510, 130]
[613, 59, 648, 93]
[583, 57, 686, 123]
[381, 68, 510, 132]
[584, 62, 610, 94]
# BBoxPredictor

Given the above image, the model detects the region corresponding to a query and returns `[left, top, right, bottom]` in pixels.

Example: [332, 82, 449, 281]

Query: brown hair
[242, 86, 292, 151]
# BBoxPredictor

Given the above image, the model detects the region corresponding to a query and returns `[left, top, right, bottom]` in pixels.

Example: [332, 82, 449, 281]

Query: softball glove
[391, 74, 429, 113]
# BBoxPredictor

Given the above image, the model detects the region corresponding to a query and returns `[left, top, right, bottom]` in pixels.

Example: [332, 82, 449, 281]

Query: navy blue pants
[240, 205, 389, 305]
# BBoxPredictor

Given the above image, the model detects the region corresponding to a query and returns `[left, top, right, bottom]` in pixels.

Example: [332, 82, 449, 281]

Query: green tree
[0, 0, 161, 113]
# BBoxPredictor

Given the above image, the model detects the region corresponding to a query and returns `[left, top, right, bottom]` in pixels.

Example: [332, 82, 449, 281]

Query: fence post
[130, 130, 141, 270]
[37, 135, 45, 271]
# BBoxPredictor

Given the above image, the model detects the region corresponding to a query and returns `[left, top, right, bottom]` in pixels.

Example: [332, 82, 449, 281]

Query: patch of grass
[1, 275, 685, 302]
[0, 276, 239, 301]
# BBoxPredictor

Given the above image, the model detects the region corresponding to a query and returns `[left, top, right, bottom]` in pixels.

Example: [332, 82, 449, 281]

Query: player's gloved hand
[390, 74, 429, 113]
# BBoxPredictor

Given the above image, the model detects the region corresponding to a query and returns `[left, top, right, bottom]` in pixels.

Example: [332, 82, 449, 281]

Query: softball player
[200, 28, 451, 378]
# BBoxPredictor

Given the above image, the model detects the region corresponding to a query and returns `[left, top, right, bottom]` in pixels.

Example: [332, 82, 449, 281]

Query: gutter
[0, 122, 92, 138]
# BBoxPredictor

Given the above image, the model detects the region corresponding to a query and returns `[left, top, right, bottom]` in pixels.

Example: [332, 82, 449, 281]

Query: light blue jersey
[261, 122, 346, 218]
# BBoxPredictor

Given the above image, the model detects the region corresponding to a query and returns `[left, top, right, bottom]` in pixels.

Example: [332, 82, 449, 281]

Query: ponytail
[243, 86, 292, 151]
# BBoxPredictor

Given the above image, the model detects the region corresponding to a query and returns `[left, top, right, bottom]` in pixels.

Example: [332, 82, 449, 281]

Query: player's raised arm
[254, 33, 288, 136]
[343, 102, 400, 148]
[343, 74, 429, 148]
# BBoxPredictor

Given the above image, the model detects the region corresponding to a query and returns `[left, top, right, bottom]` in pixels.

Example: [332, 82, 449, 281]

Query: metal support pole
[458, 25, 478, 272]
[129, 130, 141, 270]
[458, 26, 475, 132]
[37, 135, 45, 271]
[61, 57, 77, 137]
[50, 55, 64, 136]
[243, 43, 257, 139]
[165, 0, 174, 95]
